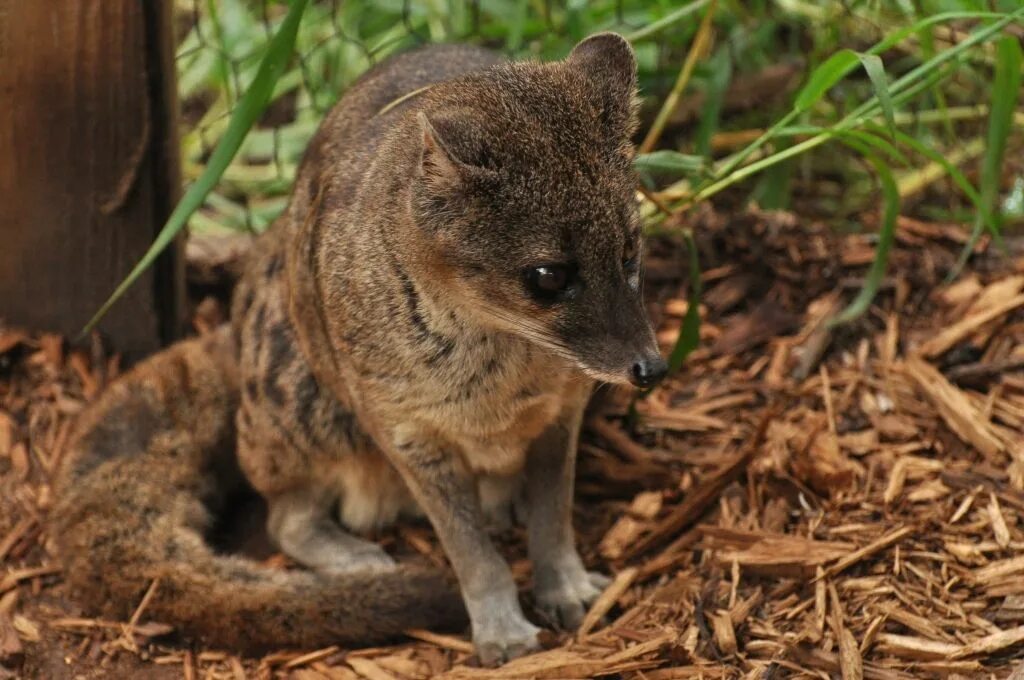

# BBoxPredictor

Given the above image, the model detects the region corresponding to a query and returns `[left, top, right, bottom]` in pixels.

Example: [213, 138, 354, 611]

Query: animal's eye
[524, 264, 577, 302]
[623, 239, 641, 290]
[623, 239, 639, 262]
[623, 239, 640, 270]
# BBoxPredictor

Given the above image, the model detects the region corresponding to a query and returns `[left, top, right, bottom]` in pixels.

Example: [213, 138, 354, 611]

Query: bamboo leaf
[84, 0, 311, 334]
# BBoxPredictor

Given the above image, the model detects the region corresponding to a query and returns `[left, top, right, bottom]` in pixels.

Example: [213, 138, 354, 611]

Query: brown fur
[55, 34, 661, 663]
[53, 328, 465, 652]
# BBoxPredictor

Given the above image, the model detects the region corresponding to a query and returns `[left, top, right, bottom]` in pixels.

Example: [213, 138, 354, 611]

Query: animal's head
[409, 33, 666, 388]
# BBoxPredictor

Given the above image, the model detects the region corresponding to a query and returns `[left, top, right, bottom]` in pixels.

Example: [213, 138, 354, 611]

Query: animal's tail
[53, 327, 465, 653]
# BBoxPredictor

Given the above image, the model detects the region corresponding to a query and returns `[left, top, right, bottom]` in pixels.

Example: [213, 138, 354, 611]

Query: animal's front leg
[385, 427, 540, 666]
[525, 395, 610, 629]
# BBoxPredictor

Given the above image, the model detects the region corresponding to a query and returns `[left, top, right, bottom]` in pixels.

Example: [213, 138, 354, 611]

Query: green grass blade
[794, 49, 859, 112]
[857, 53, 897, 137]
[885, 127, 995, 235]
[979, 35, 1021, 223]
[779, 124, 910, 166]
[703, 10, 1016, 199]
[668, 230, 702, 374]
[916, 22, 955, 141]
[84, 0, 311, 334]
[686, 10, 1023, 210]
[950, 34, 1022, 278]
[625, 0, 710, 43]
[868, 11, 1009, 57]
[850, 9, 1024, 124]
[635, 150, 707, 177]
[830, 153, 900, 326]
[749, 159, 793, 210]
[695, 48, 732, 158]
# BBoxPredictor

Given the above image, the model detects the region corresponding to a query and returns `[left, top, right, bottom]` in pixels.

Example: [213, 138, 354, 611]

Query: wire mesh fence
[172, 0, 687, 236]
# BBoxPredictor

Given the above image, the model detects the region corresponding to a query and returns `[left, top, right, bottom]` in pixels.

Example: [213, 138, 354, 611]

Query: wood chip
[838, 628, 864, 680]
[346, 657, 399, 680]
[903, 358, 1003, 459]
[404, 629, 474, 654]
[988, 492, 1012, 548]
[710, 610, 738, 655]
[579, 567, 638, 637]
[623, 409, 772, 558]
[0, 614, 23, 669]
[820, 527, 914, 579]
[916, 293, 1024, 358]
[703, 527, 853, 577]
[973, 555, 1024, 583]
[283, 647, 342, 670]
[951, 625, 1024, 659]
[874, 633, 960, 660]
[588, 418, 651, 464]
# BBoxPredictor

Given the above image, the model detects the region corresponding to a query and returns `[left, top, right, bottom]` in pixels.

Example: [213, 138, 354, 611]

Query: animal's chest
[420, 341, 571, 475]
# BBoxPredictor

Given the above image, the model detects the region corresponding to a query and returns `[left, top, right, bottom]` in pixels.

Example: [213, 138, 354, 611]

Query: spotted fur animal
[55, 33, 665, 665]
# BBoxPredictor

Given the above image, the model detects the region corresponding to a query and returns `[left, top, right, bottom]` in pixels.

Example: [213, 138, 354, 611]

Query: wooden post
[0, 0, 184, 357]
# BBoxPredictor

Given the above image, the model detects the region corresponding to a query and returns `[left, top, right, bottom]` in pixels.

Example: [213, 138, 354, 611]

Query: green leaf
[668, 231, 702, 374]
[830, 154, 900, 326]
[857, 53, 897, 138]
[84, 0, 311, 334]
[794, 49, 859, 112]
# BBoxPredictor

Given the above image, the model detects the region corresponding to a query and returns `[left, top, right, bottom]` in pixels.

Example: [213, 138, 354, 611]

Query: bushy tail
[53, 327, 465, 653]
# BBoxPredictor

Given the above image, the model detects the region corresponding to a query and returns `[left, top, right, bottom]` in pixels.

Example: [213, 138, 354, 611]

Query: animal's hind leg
[267, 488, 396, 576]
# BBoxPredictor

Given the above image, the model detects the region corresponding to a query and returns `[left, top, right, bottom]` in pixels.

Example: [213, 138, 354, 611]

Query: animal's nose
[629, 355, 668, 388]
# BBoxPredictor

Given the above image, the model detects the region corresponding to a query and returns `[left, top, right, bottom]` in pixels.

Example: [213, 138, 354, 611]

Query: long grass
[89, 0, 1024, 374]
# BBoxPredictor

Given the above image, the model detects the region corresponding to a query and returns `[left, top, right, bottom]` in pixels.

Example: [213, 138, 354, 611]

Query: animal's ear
[418, 111, 462, 189]
[568, 32, 637, 89]
[417, 111, 496, 191]
[567, 33, 637, 136]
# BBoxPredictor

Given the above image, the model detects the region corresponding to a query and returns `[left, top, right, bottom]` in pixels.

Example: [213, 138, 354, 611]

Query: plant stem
[638, 0, 718, 155]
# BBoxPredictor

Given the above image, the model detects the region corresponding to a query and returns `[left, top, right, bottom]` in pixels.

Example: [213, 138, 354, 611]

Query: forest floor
[4, 206, 1024, 679]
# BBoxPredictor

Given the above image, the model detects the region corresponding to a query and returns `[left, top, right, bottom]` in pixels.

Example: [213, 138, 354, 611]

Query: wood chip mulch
[3, 207, 1024, 679]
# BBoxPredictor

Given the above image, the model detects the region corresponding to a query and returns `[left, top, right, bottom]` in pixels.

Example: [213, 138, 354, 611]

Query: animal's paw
[321, 545, 397, 576]
[474, 614, 542, 667]
[535, 567, 610, 630]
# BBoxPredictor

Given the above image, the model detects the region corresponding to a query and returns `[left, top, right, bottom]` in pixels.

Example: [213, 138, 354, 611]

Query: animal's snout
[628, 354, 668, 388]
